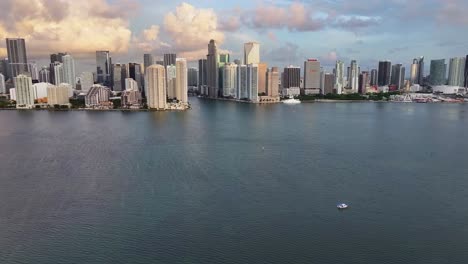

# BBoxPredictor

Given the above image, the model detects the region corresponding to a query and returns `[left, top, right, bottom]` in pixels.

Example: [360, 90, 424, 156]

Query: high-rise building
[39, 67, 50, 83]
[465, 55, 468, 88]
[304, 59, 321, 94]
[257, 63, 267, 95]
[448, 57, 466, 87]
[358, 72, 369, 94]
[47, 84, 70, 106]
[96, 51, 111, 85]
[198, 59, 207, 94]
[219, 54, 230, 64]
[144, 54, 154, 73]
[6, 38, 28, 78]
[125, 78, 138, 91]
[410, 57, 424, 85]
[391, 64, 405, 90]
[266, 67, 279, 97]
[378, 61, 392, 86]
[28, 63, 39, 81]
[222, 63, 238, 97]
[370, 69, 378, 86]
[166, 65, 176, 99]
[188, 67, 198, 87]
[247, 64, 259, 102]
[207, 40, 219, 98]
[430, 59, 447, 86]
[128, 63, 142, 91]
[237, 65, 248, 99]
[121, 89, 142, 108]
[282, 66, 301, 96]
[0, 59, 10, 81]
[163, 54, 176, 68]
[416, 56, 424, 85]
[175, 58, 188, 103]
[62, 55, 76, 88]
[50, 53, 67, 63]
[50, 62, 64, 85]
[0, 73, 5, 94]
[14, 74, 34, 108]
[244, 42, 260, 64]
[348, 60, 359, 92]
[323, 73, 335, 95]
[146, 65, 167, 110]
[85, 84, 111, 108]
[334, 61, 345, 94]
[112, 63, 126, 92]
[77, 72, 94, 92]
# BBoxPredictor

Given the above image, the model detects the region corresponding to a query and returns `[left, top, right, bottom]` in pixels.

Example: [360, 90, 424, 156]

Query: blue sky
[1, 0, 468, 73]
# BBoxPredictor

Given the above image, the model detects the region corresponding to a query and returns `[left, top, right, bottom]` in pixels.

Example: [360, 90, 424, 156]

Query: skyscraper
[187, 68, 198, 87]
[0, 59, 10, 81]
[96, 51, 111, 85]
[323, 73, 335, 95]
[207, 40, 219, 98]
[465, 55, 468, 88]
[370, 69, 378, 86]
[348, 60, 359, 93]
[175, 58, 188, 103]
[222, 63, 238, 98]
[14, 74, 34, 108]
[0, 73, 5, 94]
[112, 63, 126, 92]
[266, 67, 279, 97]
[258, 63, 267, 95]
[77, 72, 94, 92]
[38, 67, 50, 83]
[378, 61, 391, 86]
[247, 64, 259, 102]
[430, 59, 447, 86]
[6, 38, 28, 78]
[166, 65, 176, 99]
[282, 66, 301, 97]
[237, 65, 248, 99]
[47, 84, 70, 106]
[448, 57, 466, 87]
[417, 56, 424, 85]
[391, 64, 405, 90]
[146, 65, 167, 110]
[128, 63, 142, 91]
[219, 54, 230, 64]
[304, 59, 321, 94]
[410, 59, 419, 85]
[125, 78, 138, 91]
[50, 53, 67, 63]
[163, 54, 176, 68]
[198, 59, 207, 94]
[358, 72, 369, 94]
[50, 62, 64, 85]
[62, 55, 76, 88]
[244, 42, 260, 64]
[334, 61, 345, 94]
[144, 54, 154, 73]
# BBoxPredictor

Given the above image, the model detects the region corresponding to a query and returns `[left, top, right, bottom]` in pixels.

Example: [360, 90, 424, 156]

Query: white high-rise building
[146, 65, 167, 110]
[175, 58, 188, 103]
[223, 63, 238, 97]
[348, 60, 359, 93]
[304, 59, 321, 94]
[125, 78, 138, 91]
[448, 57, 466, 87]
[62, 55, 76, 88]
[0, 73, 5, 94]
[78, 72, 94, 92]
[247, 64, 259, 102]
[32, 82, 49, 99]
[334, 61, 345, 94]
[166, 65, 176, 99]
[47, 84, 70, 105]
[244, 42, 260, 65]
[52, 62, 64, 85]
[14, 74, 34, 108]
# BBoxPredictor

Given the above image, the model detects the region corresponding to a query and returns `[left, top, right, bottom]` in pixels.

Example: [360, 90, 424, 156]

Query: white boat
[283, 96, 301, 104]
[337, 203, 349, 209]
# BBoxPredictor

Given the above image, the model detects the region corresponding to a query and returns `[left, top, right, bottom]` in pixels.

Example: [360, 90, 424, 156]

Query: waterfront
[1, 98, 468, 263]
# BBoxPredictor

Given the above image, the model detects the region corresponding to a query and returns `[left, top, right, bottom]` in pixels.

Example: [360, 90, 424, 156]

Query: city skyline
[0, 0, 468, 73]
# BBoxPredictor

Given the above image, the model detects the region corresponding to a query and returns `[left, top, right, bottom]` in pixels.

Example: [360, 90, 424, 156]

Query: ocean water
[1, 99, 468, 264]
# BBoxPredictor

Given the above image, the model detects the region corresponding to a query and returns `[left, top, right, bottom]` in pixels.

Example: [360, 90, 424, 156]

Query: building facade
[334, 61, 345, 94]
[378, 61, 392, 86]
[62, 55, 76, 88]
[223, 63, 238, 97]
[448, 57, 466, 87]
[391, 64, 405, 90]
[47, 84, 70, 106]
[430, 59, 447, 86]
[198, 59, 207, 94]
[96, 51, 111, 85]
[175, 58, 188, 103]
[14, 74, 34, 108]
[207, 40, 219, 98]
[0, 73, 5, 94]
[244, 42, 260, 64]
[304, 59, 321, 94]
[266, 67, 279, 97]
[85, 85, 111, 107]
[6, 38, 28, 78]
[146, 65, 167, 110]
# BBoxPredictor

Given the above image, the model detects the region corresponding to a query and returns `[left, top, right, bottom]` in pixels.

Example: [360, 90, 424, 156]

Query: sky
[1, 0, 468, 73]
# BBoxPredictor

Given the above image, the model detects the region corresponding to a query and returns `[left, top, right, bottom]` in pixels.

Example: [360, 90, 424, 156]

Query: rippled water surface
[1, 99, 468, 263]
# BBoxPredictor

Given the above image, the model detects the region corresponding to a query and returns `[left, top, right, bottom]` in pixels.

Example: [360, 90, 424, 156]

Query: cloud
[0, 0, 134, 58]
[333, 16, 382, 30]
[264, 42, 303, 66]
[219, 16, 241, 32]
[437, 0, 468, 26]
[243, 2, 325, 32]
[163, 2, 224, 60]
[143, 25, 160, 41]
